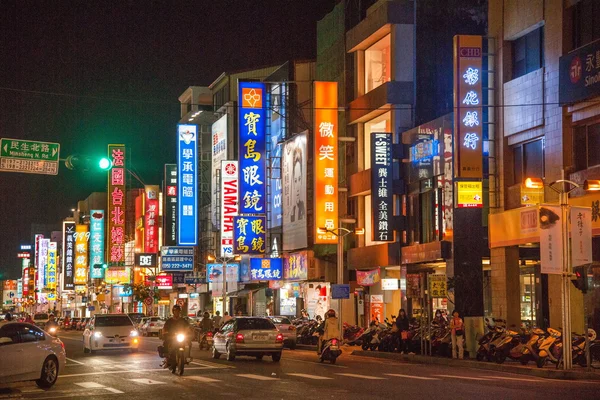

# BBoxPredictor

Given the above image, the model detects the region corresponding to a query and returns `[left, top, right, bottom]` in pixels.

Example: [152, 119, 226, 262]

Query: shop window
[574, 122, 600, 171]
[571, 0, 600, 50]
[364, 112, 391, 170]
[512, 27, 543, 80]
[512, 139, 544, 184]
[365, 35, 391, 93]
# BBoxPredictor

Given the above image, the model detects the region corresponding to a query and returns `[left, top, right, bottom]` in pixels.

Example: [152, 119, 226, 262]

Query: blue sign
[90, 210, 105, 279]
[161, 246, 194, 271]
[331, 284, 350, 299]
[177, 124, 198, 245]
[116, 286, 132, 297]
[269, 84, 285, 228]
[233, 216, 266, 255]
[172, 272, 185, 284]
[249, 258, 283, 281]
[238, 81, 266, 214]
[206, 263, 240, 283]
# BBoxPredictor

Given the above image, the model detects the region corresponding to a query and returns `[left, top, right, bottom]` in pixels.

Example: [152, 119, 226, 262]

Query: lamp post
[317, 223, 364, 337]
[525, 175, 598, 370]
[207, 254, 242, 317]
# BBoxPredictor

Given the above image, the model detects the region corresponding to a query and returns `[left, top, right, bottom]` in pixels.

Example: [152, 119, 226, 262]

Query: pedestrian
[223, 311, 233, 324]
[24, 314, 34, 324]
[212, 310, 222, 328]
[450, 309, 465, 359]
[0, 312, 13, 326]
[396, 309, 409, 354]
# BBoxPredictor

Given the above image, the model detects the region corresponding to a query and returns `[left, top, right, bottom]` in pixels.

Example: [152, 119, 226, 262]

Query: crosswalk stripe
[385, 373, 439, 380]
[336, 373, 386, 380]
[481, 376, 542, 382]
[287, 373, 334, 380]
[75, 382, 105, 389]
[236, 374, 279, 381]
[128, 378, 166, 385]
[186, 376, 222, 383]
[434, 375, 493, 381]
[105, 387, 125, 394]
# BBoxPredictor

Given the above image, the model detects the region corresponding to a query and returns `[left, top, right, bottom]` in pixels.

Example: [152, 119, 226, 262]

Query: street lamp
[524, 175, 597, 370]
[317, 222, 364, 336]
[207, 254, 242, 317]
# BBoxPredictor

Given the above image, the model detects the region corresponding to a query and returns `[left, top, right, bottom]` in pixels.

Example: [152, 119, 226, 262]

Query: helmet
[326, 309, 336, 318]
[172, 304, 182, 311]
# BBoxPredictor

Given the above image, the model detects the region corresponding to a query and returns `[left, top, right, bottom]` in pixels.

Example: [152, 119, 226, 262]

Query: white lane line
[190, 360, 232, 369]
[236, 374, 279, 381]
[481, 376, 543, 383]
[104, 388, 125, 394]
[66, 357, 85, 365]
[287, 373, 333, 380]
[59, 367, 209, 378]
[385, 373, 439, 380]
[284, 357, 349, 368]
[129, 378, 165, 385]
[186, 376, 222, 383]
[75, 382, 105, 389]
[434, 375, 493, 381]
[336, 373, 386, 380]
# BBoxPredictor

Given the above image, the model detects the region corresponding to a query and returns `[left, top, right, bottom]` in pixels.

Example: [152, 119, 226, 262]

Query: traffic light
[99, 157, 112, 170]
[93, 263, 108, 269]
[572, 266, 589, 294]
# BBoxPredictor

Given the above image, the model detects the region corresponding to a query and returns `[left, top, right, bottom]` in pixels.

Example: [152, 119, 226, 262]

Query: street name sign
[0, 138, 60, 175]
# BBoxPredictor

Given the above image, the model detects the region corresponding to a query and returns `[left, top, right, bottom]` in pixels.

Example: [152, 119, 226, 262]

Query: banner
[283, 251, 308, 281]
[456, 181, 483, 208]
[370, 295, 384, 323]
[74, 224, 90, 284]
[46, 242, 57, 300]
[163, 164, 177, 246]
[178, 124, 198, 245]
[283, 132, 308, 250]
[212, 114, 228, 228]
[356, 268, 381, 286]
[108, 144, 126, 265]
[31, 234, 42, 295]
[144, 185, 160, 253]
[62, 221, 75, 290]
[90, 210, 105, 279]
[314, 81, 338, 243]
[371, 132, 393, 242]
[22, 267, 29, 298]
[269, 83, 286, 228]
[249, 258, 283, 281]
[571, 206, 592, 267]
[233, 216, 266, 255]
[207, 263, 239, 283]
[220, 160, 238, 257]
[238, 81, 266, 214]
[539, 205, 563, 274]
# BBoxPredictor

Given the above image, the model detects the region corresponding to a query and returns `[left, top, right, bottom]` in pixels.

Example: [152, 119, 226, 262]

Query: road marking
[336, 373, 386, 380]
[236, 374, 279, 381]
[185, 376, 221, 383]
[66, 357, 85, 365]
[129, 378, 165, 385]
[104, 388, 125, 394]
[190, 360, 232, 369]
[481, 376, 543, 382]
[75, 382, 105, 389]
[385, 373, 439, 380]
[286, 373, 333, 380]
[59, 367, 209, 378]
[434, 375, 493, 381]
[284, 357, 348, 368]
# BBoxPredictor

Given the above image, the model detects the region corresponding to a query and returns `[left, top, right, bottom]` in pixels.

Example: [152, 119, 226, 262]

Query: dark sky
[0, 0, 337, 278]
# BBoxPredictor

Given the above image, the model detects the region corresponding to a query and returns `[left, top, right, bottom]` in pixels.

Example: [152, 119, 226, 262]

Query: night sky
[0, 0, 337, 278]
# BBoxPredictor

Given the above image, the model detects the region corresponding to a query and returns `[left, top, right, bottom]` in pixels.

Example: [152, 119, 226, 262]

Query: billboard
[249, 258, 282, 281]
[233, 216, 266, 255]
[163, 164, 177, 246]
[107, 144, 126, 265]
[269, 83, 286, 228]
[160, 246, 194, 271]
[282, 132, 308, 250]
[144, 185, 160, 253]
[207, 263, 240, 283]
[283, 251, 308, 281]
[212, 114, 228, 228]
[238, 81, 266, 214]
[456, 181, 483, 208]
[177, 124, 198, 245]
[62, 221, 75, 290]
[90, 210, 105, 279]
[220, 160, 238, 257]
[74, 224, 89, 285]
[105, 268, 131, 285]
[46, 242, 57, 300]
[371, 132, 393, 242]
[314, 81, 338, 243]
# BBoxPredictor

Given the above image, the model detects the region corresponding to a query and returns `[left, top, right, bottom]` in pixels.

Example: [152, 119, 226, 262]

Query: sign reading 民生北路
[233, 216, 266, 255]
[0, 138, 60, 175]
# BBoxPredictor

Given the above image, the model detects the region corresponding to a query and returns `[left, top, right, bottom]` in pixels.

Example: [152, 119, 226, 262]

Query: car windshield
[34, 313, 49, 320]
[95, 316, 132, 327]
[128, 313, 145, 323]
[270, 317, 291, 325]
[236, 318, 275, 331]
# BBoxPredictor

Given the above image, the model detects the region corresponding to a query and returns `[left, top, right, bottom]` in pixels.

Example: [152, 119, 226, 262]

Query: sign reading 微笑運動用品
[0, 138, 60, 175]
[178, 125, 198, 246]
[233, 216, 266, 255]
[371, 132, 393, 242]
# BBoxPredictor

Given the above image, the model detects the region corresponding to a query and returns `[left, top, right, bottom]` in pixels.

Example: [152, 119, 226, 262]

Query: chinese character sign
[62, 221, 75, 290]
[160, 246, 195, 271]
[74, 224, 89, 285]
[105, 268, 131, 285]
[107, 144, 126, 265]
[163, 164, 177, 246]
[314, 81, 338, 243]
[250, 258, 283, 281]
[570, 206, 592, 268]
[46, 242, 57, 300]
[282, 132, 308, 250]
[220, 161, 238, 257]
[456, 181, 483, 208]
[38, 238, 49, 291]
[144, 185, 160, 253]
[371, 133, 393, 242]
[283, 251, 308, 281]
[453, 35, 483, 178]
[428, 274, 447, 298]
[269, 83, 286, 229]
[238, 81, 266, 214]
[233, 216, 266, 255]
[177, 124, 198, 246]
[212, 114, 228, 228]
[89, 210, 105, 279]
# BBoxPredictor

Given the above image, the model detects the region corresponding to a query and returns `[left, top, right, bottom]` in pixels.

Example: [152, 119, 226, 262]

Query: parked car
[212, 317, 283, 362]
[32, 313, 49, 330]
[0, 322, 66, 388]
[140, 317, 164, 337]
[267, 316, 297, 349]
[137, 317, 150, 331]
[127, 313, 145, 327]
[83, 314, 140, 354]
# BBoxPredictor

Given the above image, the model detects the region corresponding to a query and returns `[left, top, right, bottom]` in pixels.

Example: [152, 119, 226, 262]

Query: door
[0, 324, 26, 381]
[17, 324, 47, 378]
[216, 321, 234, 352]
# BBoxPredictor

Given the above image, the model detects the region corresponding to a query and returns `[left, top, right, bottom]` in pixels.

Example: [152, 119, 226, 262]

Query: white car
[0, 322, 66, 389]
[140, 317, 164, 337]
[83, 314, 140, 354]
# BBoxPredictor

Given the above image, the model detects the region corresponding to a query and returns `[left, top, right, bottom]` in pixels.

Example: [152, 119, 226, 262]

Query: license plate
[330, 346, 339, 351]
[253, 335, 268, 341]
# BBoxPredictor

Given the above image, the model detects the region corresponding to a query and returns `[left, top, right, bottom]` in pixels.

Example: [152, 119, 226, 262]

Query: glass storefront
[365, 34, 391, 93]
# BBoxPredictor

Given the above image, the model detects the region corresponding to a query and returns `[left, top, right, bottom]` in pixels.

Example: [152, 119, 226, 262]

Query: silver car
[212, 317, 283, 362]
[267, 316, 297, 349]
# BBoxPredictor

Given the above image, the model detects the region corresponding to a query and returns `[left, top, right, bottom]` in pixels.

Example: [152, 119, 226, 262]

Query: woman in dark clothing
[396, 309, 410, 353]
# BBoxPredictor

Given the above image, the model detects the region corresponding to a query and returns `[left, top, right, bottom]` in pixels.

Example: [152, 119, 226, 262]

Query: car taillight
[235, 333, 245, 343]
[207, 332, 213, 337]
[60, 340, 65, 350]
[331, 339, 338, 346]
[149, 323, 155, 327]
[276, 333, 284, 343]
[288, 326, 296, 331]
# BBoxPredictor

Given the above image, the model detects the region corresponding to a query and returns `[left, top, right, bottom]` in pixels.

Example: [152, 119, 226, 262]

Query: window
[270, 317, 291, 325]
[0, 324, 20, 346]
[235, 318, 275, 331]
[512, 27, 543, 79]
[19, 325, 45, 343]
[512, 139, 544, 184]
[220, 321, 234, 333]
[95, 316, 133, 327]
[574, 122, 600, 171]
[571, 0, 600, 49]
[365, 35, 391, 93]
[364, 112, 391, 169]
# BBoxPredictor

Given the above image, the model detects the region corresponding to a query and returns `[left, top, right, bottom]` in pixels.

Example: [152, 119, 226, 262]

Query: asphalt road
[1, 330, 599, 400]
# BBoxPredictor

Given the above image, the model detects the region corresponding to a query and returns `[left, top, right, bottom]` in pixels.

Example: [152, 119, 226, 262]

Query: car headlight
[176, 333, 185, 343]
[93, 331, 102, 338]
[130, 330, 139, 337]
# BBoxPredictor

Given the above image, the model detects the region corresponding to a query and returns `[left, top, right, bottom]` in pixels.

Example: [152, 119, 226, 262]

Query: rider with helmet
[45, 314, 59, 334]
[317, 309, 340, 354]
[161, 305, 191, 364]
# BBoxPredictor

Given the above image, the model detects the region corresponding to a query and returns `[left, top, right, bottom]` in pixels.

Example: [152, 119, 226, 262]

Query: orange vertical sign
[314, 81, 338, 243]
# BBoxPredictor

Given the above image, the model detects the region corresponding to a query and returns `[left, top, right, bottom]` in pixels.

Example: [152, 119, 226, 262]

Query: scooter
[198, 330, 214, 350]
[516, 328, 546, 365]
[536, 328, 562, 368]
[476, 318, 505, 361]
[492, 327, 523, 364]
[319, 338, 342, 364]
[160, 332, 191, 376]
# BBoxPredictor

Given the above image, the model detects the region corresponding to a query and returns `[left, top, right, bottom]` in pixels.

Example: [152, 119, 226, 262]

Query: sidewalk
[350, 349, 600, 381]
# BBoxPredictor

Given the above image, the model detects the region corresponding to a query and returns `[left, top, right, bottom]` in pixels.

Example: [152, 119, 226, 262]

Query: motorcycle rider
[45, 314, 59, 333]
[212, 311, 222, 329]
[162, 305, 191, 366]
[317, 309, 340, 355]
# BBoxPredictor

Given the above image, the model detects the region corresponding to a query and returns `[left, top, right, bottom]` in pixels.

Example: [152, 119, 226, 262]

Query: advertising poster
[177, 124, 198, 246]
[212, 114, 228, 228]
[571, 206, 592, 267]
[356, 268, 381, 286]
[62, 221, 75, 290]
[540, 205, 563, 274]
[370, 294, 384, 323]
[303, 282, 329, 320]
[269, 83, 286, 229]
[233, 216, 266, 255]
[107, 144, 126, 265]
[74, 224, 90, 285]
[283, 250, 308, 281]
[90, 210, 105, 279]
[456, 181, 483, 208]
[283, 132, 308, 250]
[206, 263, 239, 283]
[220, 161, 238, 257]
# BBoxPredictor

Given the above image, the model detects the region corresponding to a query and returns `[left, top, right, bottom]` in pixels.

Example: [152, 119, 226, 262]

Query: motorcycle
[536, 327, 562, 368]
[198, 330, 214, 350]
[492, 327, 524, 364]
[160, 333, 191, 376]
[319, 338, 341, 364]
[476, 318, 506, 361]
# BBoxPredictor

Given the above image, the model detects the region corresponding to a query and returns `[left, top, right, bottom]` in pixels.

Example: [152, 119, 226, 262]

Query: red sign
[144, 185, 160, 253]
[148, 273, 172, 289]
[370, 295, 384, 323]
[22, 267, 29, 297]
[17, 252, 30, 258]
[108, 145, 126, 265]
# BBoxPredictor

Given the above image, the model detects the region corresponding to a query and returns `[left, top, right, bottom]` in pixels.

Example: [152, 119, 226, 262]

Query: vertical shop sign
[90, 210, 105, 279]
[144, 185, 160, 253]
[62, 221, 75, 290]
[74, 224, 90, 285]
[539, 205, 563, 274]
[22, 267, 29, 298]
[177, 125, 198, 245]
[31, 234, 42, 295]
[571, 206, 592, 267]
[46, 242, 57, 300]
[163, 164, 177, 246]
[428, 274, 447, 298]
[233, 216, 266, 255]
[371, 132, 393, 242]
[453, 35, 483, 178]
[212, 115, 228, 227]
[314, 81, 338, 243]
[269, 83, 286, 228]
[370, 295, 384, 323]
[220, 160, 238, 257]
[38, 238, 49, 291]
[238, 81, 266, 214]
[108, 144, 126, 265]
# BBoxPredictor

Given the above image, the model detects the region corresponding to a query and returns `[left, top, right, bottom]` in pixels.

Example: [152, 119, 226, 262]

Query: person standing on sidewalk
[450, 309, 465, 359]
[396, 309, 410, 354]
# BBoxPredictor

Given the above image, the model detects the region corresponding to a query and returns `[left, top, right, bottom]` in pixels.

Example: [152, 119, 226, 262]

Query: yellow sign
[456, 181, 483, 208]
[105, 268, 131, 285]
[428, 274, 447, 298]
[520, 185, 544, 205]
[74, 225, 89, 285]
[46, 243, 57, 300]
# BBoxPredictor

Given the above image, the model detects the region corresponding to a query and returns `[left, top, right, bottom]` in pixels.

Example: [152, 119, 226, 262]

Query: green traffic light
[99, 157, 112, 170]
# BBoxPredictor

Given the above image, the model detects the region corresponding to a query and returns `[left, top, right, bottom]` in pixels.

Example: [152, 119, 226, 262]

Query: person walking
[212, 311, 222, 329]
[450, 309, 465, 359]
[396, 309, 410, 353]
